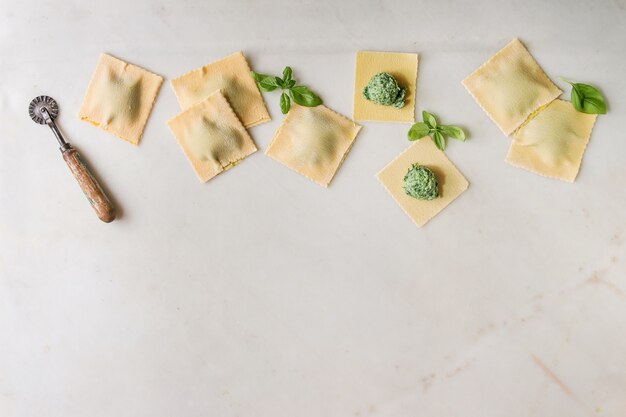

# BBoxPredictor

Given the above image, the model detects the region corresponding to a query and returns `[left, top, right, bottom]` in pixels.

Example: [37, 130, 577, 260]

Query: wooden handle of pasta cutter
[62, 147, 116, 223]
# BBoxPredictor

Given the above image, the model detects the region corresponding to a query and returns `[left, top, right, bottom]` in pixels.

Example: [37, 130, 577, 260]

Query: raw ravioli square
[170, 51, 270, 128]
[377, 138, 469, 228]
[462, 38, 561, 136]
[79, 53, 163, 145]
[265, 105, 361, 187]
[353, 50, 418, 123]
[167, 91, 257, 183]
[506, 99, 597, 182]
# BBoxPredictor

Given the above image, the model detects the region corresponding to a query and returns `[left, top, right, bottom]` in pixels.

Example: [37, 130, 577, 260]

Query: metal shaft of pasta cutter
[41, 107, 70, 151]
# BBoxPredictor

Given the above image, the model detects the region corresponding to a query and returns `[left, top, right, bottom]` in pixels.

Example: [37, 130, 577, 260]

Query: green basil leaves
[252, 66, 322, 114]
[561, 78, 607, 115]
[408, 111, 466, 151]
[280, 91, 291, 114]
[289, 86, 322, 107]
[252, 73, 282, 92]
[407, 122, 430, 139]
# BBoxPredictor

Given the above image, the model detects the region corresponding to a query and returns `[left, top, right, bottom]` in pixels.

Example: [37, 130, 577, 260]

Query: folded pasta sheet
[265, 104, 361, 187]
[463, 39, 561, 136]
[170, 51, 270, 128]
[507, 99, 597, 182]
[79, 53, 163, 145]
[167, 91, 257, 182]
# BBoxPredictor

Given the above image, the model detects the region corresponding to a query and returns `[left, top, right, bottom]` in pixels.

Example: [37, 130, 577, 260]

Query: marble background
[1, 0, 625, 416]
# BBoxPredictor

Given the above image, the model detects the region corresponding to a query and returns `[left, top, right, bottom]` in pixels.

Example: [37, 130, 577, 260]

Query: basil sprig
[408, 111, 466, 151]
[561, 78, 606, 115]
[252, 66, 323, 114]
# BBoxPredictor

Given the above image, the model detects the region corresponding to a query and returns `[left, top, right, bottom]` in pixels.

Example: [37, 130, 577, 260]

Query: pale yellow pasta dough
[167, 91, 257, 182]
[79, 53, 163, 145]
[265, 105, 361, 187]
[506, 99, 597, 182]
[170, 51, 270, 128]
[462, 38, 561, 136]
[353, 50, 418, 123]
[377, 138, 469, 228]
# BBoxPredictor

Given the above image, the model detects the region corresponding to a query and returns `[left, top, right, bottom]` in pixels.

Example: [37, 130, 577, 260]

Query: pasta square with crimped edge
[78, 53, 163, 145]
[462, 38, 561, 136]
[265, 104, 361, 188]
[353, 50, 418, 123]
[170, 51, 270, 128]
[377, 138, 469, 228]
[167, 91, 257, 183]
[506, 99, 597, 182]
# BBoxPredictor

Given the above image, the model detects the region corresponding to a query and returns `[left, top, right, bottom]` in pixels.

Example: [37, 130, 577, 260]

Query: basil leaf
[280, 92, 291, 114]
[251, 71, 269, 82]
[409, 110, 464, 150]
[571, 83, 606, 114]
[289, 86, 323, 107]
[283, 66, 292, 84]
[407, 122, 431, 141]
[252, 67, 324, 114]
[252, 72, 282, 92]
[432, 131, 446, 151]
[440, 125, 466, 142]
[422, 111, 437, 128]
[569, 83, 582, 108]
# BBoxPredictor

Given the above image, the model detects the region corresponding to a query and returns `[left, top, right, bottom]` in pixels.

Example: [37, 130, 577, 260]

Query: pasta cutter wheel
[29, 95, 59, 124]
[28, 95, 116, 223]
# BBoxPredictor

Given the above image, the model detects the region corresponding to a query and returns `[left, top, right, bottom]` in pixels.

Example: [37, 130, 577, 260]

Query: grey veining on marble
[1, 0, 625, 416]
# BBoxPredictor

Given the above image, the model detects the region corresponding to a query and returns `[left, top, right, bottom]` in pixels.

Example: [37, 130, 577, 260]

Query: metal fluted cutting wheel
[28, 95, 59, 124]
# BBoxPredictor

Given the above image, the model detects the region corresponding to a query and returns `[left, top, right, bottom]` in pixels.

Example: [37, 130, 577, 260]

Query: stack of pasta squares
[167, 52, 270, 182]
[463, 38, 597, 182]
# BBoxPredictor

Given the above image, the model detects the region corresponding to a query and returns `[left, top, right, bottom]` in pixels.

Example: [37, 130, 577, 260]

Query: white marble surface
[1, 0, 626, 416]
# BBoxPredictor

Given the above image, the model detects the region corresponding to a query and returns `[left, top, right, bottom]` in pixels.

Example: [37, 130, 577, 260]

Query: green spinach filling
[362, 73, 406, 109]
[403, 163, 439, 201]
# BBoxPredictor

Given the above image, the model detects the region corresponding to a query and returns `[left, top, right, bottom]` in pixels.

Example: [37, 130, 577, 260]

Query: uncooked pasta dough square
[377, 138, 469, 228]
[170, 51, 270, 128]
[462, 38, 561, 136]
[167, 91, 257, 182]
[506, 99, 597, 182]
[265, 105, 361, 187]
[79, 53, 163, 145]
[353, 51, 418, 123]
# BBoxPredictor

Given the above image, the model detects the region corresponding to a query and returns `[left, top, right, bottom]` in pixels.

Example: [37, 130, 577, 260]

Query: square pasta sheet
[167, 91, 257, 182]
[462, 38, 561, 136]
[265, 104, 361, 187]
[377, 138, 469, 228]
[507, 99, 597, 182]
[79, 53, 163, 145]
[170, 51, 270, 128]
[353, 51, 418, 123]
